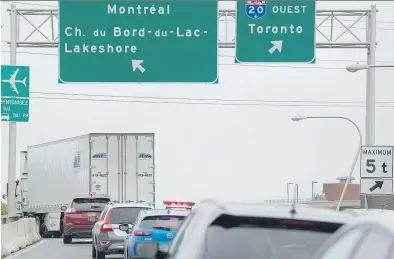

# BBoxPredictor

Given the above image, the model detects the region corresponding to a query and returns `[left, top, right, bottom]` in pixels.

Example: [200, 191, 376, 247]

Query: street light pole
[312, 181, 318, 200]
[366, 5, 377, 146]
[344, 6, 394, 146]
[346, 64, 394, 72]
[291, 115, 362, 211]
[286, 182, 293, 202]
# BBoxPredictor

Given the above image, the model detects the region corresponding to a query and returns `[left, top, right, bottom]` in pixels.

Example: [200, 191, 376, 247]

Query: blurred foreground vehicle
[130, 199, 353, 259]
[312, 211, 394, 259]
[121, 208, 190, 259]
[92, 202, 153, 259]
[63, 195, 111, 243]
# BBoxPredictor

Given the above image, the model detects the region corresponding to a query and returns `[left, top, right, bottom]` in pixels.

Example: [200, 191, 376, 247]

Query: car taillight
[101, 223, 113, 232]
[164, 201, 195, 206]
[65, 208, 76, 213]
[100, 208, 113, 232]
[134, 229, 152, 236]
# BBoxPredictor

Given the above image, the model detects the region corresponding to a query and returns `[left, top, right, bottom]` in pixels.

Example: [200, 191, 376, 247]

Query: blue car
[122, 208, 190, 259]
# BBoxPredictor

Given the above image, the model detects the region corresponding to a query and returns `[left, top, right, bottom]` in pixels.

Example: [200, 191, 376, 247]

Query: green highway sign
[1, 65, 30, 122]
[59, 1, 218, 83]
[235, 0, 316, 63]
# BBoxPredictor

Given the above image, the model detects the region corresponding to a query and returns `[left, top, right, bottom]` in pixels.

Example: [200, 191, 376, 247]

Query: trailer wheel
[92, 243, 97, 258]
[34, 217, 41, 235]
[36, 217, 47, 237]
[63, 234, 72, 244]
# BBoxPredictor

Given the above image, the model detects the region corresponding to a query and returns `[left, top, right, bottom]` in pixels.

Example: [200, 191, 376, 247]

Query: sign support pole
[365, 5, 377, 146]
[7, 4, 18, 222]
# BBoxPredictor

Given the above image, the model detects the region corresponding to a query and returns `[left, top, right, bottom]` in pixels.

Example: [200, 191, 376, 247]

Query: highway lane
[4, 238, 123, 259]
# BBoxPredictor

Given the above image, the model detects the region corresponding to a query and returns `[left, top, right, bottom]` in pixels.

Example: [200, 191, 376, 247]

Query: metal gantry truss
[8, 7, 373, 49]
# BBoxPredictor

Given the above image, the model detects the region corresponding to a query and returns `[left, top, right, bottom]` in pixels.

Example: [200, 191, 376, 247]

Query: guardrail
[263, 199, 361, 209]
[1, 217, 41, 257]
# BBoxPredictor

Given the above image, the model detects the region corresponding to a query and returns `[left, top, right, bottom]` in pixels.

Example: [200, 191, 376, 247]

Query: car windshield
[71, 197, 110, 211]
[204, 215, 343, 259]
[139, 215, 186, 231]
[110, 207, 151, 224]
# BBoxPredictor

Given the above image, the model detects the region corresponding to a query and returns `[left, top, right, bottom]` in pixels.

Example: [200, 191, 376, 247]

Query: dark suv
[63, 195, 111, 244]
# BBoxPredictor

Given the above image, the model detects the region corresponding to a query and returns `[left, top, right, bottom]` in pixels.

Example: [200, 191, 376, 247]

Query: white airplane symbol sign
[1, 69, 27, 95]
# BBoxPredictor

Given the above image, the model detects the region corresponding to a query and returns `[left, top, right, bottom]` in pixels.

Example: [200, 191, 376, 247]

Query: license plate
[87, 212, 96, 217]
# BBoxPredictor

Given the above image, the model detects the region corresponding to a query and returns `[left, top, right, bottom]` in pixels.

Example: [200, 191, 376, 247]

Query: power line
[218, 54, 394, 64]
[4, 2, 394, 33]
[224, 19, 394, 30]
[3, 50, 394, 70]
[8, 2, 57, 8]
[32, 91, 394, 104]
[3, 49, 394, 64]
[6, 1, 394, 26]
[29, 95, 394, 108]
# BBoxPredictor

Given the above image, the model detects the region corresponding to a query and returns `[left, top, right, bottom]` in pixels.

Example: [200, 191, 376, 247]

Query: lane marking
[3, 240, 47, 259]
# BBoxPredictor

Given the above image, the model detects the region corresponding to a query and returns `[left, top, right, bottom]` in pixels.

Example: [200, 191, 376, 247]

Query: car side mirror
[134, 241, 159, 258]
[119, 224, 129, 232]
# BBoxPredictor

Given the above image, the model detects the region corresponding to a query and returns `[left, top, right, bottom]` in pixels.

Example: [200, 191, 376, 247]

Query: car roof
[139, 209, 191, 218]
[72, 195, 111, 199]
[201, 199, 353, 224]
[342, 210, 394, 233]
[109, 203, 153, 208]
[110, 202, 153, 209]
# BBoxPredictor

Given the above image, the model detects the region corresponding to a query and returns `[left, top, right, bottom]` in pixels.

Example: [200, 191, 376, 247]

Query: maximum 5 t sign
[360, 146, 393, 178]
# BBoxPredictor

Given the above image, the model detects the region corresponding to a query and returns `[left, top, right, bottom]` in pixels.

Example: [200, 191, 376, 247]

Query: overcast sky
[1, 1, 394, 203]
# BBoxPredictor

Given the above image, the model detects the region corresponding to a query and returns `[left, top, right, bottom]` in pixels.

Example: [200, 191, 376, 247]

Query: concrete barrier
[1, 218, 41, 257]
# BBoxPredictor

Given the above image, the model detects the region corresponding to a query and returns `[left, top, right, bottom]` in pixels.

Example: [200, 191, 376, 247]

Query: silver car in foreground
[312, 211, 394, 259]
[91, 202, 153, 259]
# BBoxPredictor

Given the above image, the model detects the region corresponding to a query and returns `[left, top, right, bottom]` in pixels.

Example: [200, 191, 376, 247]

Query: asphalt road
[4, 239, 124, 259]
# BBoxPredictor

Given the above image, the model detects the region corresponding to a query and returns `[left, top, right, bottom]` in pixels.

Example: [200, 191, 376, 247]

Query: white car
[312, 211, 394, 259]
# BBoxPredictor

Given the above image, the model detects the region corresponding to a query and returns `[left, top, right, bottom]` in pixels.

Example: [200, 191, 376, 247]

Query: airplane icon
[1, 69, 27, 95]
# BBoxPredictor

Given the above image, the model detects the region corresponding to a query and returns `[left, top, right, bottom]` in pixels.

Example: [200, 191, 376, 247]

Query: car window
[99, 206, 109, 220]
[352, 230, 391, 259]
[71, 197, 110, 211]
[139, 215, 186, 231]
[110, 207, 151, 224]
[203, 215, 348, 259]
[318, 228, 365, 259]
[168, 210, 196, 255]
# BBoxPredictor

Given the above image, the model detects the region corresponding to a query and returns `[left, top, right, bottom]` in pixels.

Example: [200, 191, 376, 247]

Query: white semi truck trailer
[17, 133, 155, 237]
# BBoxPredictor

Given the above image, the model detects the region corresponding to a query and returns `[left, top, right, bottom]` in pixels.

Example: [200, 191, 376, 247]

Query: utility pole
[311, 181, 318, 200]
[6, 4, 18, 222]
[365, 5, 377, 146]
